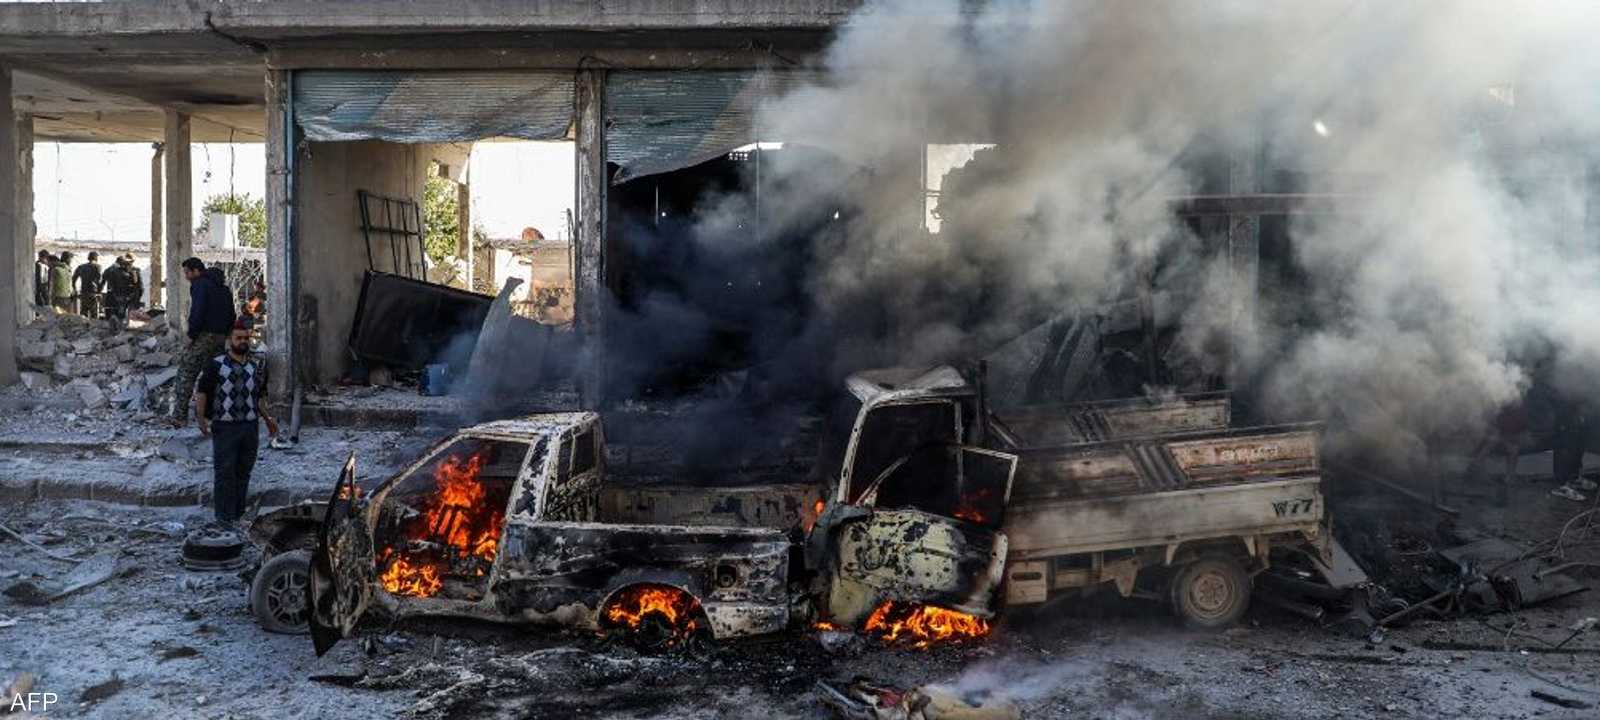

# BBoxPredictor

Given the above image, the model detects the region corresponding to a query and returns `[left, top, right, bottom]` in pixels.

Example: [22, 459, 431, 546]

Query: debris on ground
[817, 678, 1022, 720]
[1530, 689, 1593, 710]
[2, 554, 126, 606]
[12, 311, 184, 415]
[77, 673, 125, 706]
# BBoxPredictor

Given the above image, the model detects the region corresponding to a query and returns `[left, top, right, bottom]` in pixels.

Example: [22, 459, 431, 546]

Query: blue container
[420, 363, 451, 396]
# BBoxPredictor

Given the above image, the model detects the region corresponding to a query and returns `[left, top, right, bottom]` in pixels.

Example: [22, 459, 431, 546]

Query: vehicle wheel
[1170, 555, 1251, 630]
[251, 550, 312, 635]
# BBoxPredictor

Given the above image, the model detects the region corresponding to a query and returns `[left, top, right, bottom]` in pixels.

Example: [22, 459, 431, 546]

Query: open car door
[824, 445, 1018, 624]
[309, 453, 376, 656]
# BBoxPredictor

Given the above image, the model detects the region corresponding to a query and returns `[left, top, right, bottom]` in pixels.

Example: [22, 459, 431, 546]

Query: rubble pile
[12, 312, 183, 413]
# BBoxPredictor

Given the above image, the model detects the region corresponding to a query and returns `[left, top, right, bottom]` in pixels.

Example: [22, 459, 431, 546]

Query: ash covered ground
[3, 490, 1599, 720]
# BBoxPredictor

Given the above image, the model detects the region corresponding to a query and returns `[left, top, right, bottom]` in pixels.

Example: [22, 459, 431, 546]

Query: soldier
[171, 257, 236, 425]
[49, 251, 75, 313]
[73, 251, 105, 319]
[102, 253, 143, 329]
[33, 250, 53, 308]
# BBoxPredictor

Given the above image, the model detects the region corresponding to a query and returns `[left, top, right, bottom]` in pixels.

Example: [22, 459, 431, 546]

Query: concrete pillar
[149, 143, 163, 308]
[13, 111, 31, 328]
[164, 110, 192, 331]
[264, 70, 293, 400]
[574, 69, 608, 408]
[0, 65, 19, 386]
[1226, 143, 1262, 396]
[456, 178, 472, 289]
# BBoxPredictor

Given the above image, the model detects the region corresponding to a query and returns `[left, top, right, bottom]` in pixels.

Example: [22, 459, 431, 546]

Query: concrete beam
[264, 69, 292, 400]
[210, 0, 861, 36]
[574, 69, 607, 409]
[164, 110, 192, 327]
[149, 143, 163, 309]
[266, 45, 825, 71]
[13, 113, 32, 329]
[0, 66, 19, 386]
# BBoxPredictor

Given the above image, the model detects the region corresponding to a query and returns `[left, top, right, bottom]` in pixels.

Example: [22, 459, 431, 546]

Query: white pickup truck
[812, 366, 1353, 628]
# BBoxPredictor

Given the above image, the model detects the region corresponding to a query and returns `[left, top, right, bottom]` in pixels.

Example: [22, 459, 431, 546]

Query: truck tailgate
[1005, 475, 1324, 559]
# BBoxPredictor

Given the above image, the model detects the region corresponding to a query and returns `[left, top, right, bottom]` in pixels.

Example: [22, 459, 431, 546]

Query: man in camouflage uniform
[172, 258, 236, 424]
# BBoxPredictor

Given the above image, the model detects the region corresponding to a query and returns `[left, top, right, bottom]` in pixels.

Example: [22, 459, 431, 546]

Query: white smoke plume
[733, 0, 1600, 460]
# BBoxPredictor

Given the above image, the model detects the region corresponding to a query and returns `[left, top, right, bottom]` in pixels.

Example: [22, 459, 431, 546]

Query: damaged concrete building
[0, 0, 878, 411]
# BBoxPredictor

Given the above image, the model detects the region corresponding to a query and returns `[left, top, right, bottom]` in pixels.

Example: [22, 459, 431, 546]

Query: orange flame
[378, 550, 442, 597]
[378, 451, 506, 598]
[603, 584, 701, 640]
[952, 487, 996, 524]
[862, 602, 991, 649]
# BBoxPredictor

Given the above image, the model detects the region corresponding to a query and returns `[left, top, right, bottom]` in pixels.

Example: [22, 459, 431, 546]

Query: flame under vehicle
[249, 408, 995, 651]
[248, 414, 792, 653]
[816, 366, 1355, 629]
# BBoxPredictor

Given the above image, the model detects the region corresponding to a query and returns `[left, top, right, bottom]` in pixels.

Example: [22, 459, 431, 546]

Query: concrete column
[1226, 143, 1262, 396]
[264, 70, 293, 400]
[574, 69, 608, 408]
[149, 143, 163, 308]
[0, 65, 19, 386]
[456, 178, 472, 289]
[13, 111, 31, 328]
[164, 110, 192, 331]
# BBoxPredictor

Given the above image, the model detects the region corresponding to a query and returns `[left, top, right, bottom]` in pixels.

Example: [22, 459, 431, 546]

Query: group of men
[33, 249, 144, 326]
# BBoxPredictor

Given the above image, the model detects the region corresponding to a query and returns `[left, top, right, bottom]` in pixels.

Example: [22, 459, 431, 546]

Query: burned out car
[249, 413, 792, 653]
[249, 394, 1020, 648]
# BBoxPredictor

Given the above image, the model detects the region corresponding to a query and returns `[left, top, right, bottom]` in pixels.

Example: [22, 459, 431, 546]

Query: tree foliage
[198, 192, 267, 249]
[423, 172, 460, 265]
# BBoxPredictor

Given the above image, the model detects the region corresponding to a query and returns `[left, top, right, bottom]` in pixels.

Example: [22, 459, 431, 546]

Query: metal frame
[356, 189, 428, 280]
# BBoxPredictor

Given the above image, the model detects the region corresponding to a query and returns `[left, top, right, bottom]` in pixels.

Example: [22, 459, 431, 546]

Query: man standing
[73, 251, 105, 319]
[173, 257, 236, 424]
[33, 250, 53, 308]
[102, 253, 143, 329]
[49, 251, 75, 313]
[196, 319, 278, 523]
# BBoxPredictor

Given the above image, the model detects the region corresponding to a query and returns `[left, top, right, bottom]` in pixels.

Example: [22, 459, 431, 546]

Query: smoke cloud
[717, 0, 1600, 461]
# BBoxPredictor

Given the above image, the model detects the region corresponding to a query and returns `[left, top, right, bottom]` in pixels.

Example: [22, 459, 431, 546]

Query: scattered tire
[251, 550, 312, 635]
[1170, 555, 1251, 629]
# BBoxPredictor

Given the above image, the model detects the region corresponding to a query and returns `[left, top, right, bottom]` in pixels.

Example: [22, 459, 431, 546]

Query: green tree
[423, 169, 460, 265]
[198, 192, 267, 248]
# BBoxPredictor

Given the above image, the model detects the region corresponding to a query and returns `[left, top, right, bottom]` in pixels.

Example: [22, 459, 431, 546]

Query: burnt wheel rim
[1188, 569, 1236, 617]
[267, 568, 310, 628]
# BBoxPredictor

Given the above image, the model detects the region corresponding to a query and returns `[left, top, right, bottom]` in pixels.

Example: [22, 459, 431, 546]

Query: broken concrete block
[139, 352, 174, 368]
[113, 344, 136, 363]
[158, 437, 202, 462]
[18, 371, 49, 391]
[71, 337, 97, 355]
[52, 355, 74, 379]
[17, 339, 55, 363]
[68, 379, 108, 410]
[145, 367, 179, 389]
[140, 336, 160, 351]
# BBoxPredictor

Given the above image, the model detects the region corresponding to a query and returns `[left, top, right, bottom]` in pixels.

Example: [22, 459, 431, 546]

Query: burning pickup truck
[248, 408, 1002, 652]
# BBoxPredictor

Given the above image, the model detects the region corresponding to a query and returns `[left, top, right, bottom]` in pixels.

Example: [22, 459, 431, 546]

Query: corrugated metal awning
[606, 70, 820, 184]
[293, 70, 575, 143]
